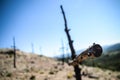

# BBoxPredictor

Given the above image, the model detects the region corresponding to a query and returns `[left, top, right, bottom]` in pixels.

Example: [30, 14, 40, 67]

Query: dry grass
[0, 48, 120, 80]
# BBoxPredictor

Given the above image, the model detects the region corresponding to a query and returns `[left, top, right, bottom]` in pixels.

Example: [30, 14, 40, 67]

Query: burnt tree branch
[60, 5, 76, 59]
[60, 5, 81, 80]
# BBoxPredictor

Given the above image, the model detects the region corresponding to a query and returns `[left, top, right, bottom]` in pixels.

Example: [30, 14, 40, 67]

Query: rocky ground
[0, 48, 120, 80]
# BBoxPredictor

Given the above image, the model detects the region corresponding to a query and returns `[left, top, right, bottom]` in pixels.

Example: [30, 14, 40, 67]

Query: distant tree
[13, 37, 16, 68]
[39, 46, 42, 55]
[62, 53, 64, 65]
[60, 39, 65, 65]
[31, 43, 34, 53]
[66, 46, 70, 64]
[66, 53, 70, 64]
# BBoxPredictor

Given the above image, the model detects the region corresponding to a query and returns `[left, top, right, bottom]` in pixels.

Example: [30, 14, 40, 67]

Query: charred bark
[60, 5, 81, 80]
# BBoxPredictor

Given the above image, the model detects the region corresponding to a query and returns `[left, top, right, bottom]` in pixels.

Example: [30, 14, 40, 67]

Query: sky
[0, 0, 120, 57]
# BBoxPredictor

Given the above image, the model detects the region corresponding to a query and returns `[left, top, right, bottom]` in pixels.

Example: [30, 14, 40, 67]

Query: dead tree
[62, 53, 64, 65]
[31, 43, 34, 53]
[13, 37, 16, 68]
[60, 5, 81, 80]
[39, 46, 42, 55]
[61, 40, 65, 65]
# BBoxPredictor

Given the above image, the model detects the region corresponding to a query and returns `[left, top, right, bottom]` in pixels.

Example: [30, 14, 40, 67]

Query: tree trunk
[60, 5, 81, 80]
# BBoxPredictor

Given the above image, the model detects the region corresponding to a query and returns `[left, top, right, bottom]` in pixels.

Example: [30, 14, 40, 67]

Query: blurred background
[0, 0, 120, 57]
[0, 1, 120, 80]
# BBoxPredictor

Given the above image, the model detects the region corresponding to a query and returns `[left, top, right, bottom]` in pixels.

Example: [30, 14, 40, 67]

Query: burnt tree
[31, 43, 34, 53]
[13, 37, 16, 68]
[60, 5, 81, 80]
[61, 40, 65, 65]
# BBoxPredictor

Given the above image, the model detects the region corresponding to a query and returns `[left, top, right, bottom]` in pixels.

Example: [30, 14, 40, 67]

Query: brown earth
[0, 48, 120, 80]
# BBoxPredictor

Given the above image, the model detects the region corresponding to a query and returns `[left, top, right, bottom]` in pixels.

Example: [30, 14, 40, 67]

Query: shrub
[54, 65, 58, 69]
[49, 71, 54, 75]
[59, 68, 62, 71]
[39, 71, 44, 74]
[67, 72, 73, 79]
[24, 68, 29, 72]
[6, 72, 12, 77]
[117, 75, 120, 79]
[39, 55, 43, 57]
[30, 75, 35, 80]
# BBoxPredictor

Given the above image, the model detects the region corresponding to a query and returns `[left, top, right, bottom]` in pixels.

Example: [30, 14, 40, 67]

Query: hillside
[103, 43, 120, 52]
[83, 43, 120, 71]
[0, 48, 120, 80]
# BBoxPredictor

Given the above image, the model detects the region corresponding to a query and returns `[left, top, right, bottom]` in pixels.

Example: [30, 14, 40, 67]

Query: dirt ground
[0, 49, 120, 80]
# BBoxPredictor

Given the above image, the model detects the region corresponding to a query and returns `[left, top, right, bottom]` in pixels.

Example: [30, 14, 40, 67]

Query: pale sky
[0, 0, 120, 57]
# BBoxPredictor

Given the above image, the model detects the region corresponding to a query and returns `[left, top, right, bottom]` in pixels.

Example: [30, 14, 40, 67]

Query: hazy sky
[0, 0, 120, 57]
